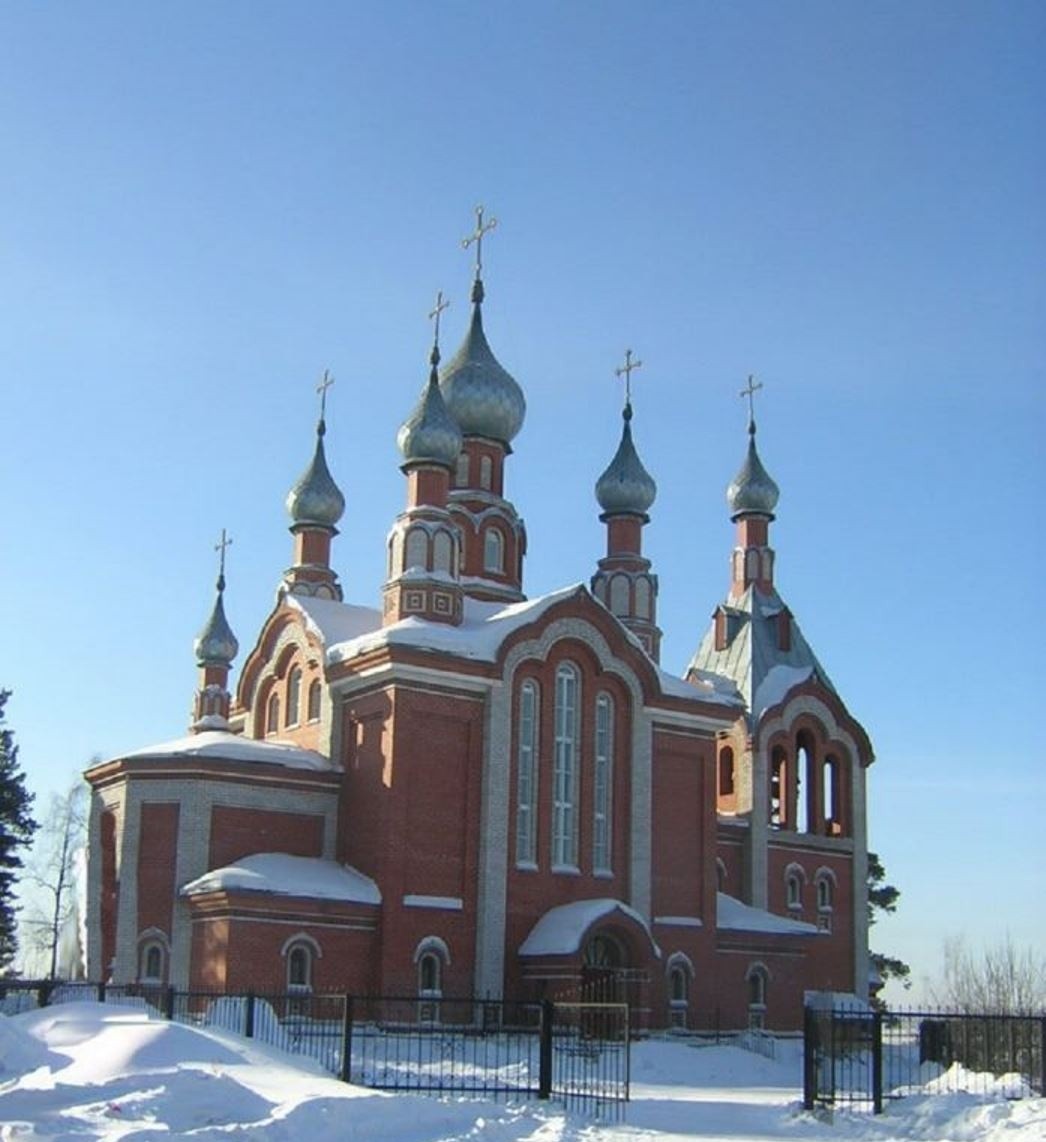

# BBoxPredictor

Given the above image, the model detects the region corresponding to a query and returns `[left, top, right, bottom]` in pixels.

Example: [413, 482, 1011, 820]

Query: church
[84, 212, 874, 1032]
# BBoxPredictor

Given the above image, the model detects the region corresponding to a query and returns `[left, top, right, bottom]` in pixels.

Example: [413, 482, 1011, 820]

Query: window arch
[718, 747, 735, 798]
[593, 692, 614, 873]
[552, 662, 580, 869]
[287, 944, 312, 990]
[404, 528, 428, 571]
[307, 679, 322, 722]
[266, 692, 280, 735]
[785, 863, 805, 910]
[796, 732, 816, 833]
[138, 933, 167, 984]
[414, 936, 449, 1021]
[823, 755, 842, 834]
[815, 868, 836, 930]
[634, 576, 651, 619]
[286, 666, 302, 726]
[432, 530, 453, 573]
[666, 953, 694, 1030]
[609, 575, 629, 616]
[515, 680, 539, 866]
[483, 528, 504, 573]
[747, 963, 769, 1029]
[769, 746, 788, 827]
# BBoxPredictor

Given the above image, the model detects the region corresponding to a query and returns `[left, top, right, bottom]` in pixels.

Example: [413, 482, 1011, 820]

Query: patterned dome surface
[397, 370, 463, 467]
[286, 424, 345, 528]
[727, 427, 780, 518]
[194, 587, 239, 666]
[595, 405, 657, 516]
[439, 304, 525, 445]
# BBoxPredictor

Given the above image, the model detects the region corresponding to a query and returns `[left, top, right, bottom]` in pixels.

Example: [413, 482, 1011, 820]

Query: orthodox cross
[739, 374, 763, 423]
[214, 528, 232, 587]
[615, 348, 643, 405]
[462, 205, 497, 279]
[316, 369, 335, 419]
[428, 289, 450, 348]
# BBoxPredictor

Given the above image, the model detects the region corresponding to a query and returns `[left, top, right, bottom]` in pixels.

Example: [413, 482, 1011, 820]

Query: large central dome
[439, 301, 526, 446]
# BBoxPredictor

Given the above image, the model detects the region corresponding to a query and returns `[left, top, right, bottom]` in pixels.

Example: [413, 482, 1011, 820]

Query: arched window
[266, 693, 280, 735]
[307, 679, 322, 722]
[815, 869, 835, 931]
[769, 747, 788, 827]
[479, 455, 493, 490]
[405, 528, 428, 571]
[414, 937, 449, 1022]
[786, 869, 803, 910]
[634, 576, 651, 619]
[418, 952, 441, 995]
[515, 680, 539, 866]
[747, 964, 769, 1029]
[796, 733, 815, 833]
[593, 692, 614, 873]
[609, 575, 629, 616]
[287, 944, 312, 991]
[455, 453, 469, 487]
[718, 748, 735, 798]
[666, 953, 693, 1030]
[432, 530, 453, 573]
[552, 662, 580, 869]
[823, 755, 842, 834]
[139, 941, 164, 983]
[286, 666, 302, 726]
[483, 528, 503, 573]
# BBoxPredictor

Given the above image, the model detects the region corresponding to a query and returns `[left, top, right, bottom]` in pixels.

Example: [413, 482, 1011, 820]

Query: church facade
[84, 223, 874, 1032]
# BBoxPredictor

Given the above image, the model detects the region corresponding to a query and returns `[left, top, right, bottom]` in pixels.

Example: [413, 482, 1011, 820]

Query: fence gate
[545, 1000, 630, 1118]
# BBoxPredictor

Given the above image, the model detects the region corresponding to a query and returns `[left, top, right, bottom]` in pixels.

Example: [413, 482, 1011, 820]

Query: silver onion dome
[398, 355, 464, 468]
[727, 422, 780, 519]
[439, 296, 526, 446]
[194, 578, 239, 667]
[595, 403, 657, 517]
[286, 420, 345, 529]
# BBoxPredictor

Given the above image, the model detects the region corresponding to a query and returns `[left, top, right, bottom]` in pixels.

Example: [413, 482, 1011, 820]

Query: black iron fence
[804, 1004, 1046, 1113]
[0, 981, 628, 1117]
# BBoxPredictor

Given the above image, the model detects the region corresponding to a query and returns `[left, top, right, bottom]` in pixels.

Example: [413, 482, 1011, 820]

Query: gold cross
[739, 374, 763, 422]
[615, 348, 643, 405]
[316, 369, 335, 419]
[214, 528, 233, 584]
[428, 290, 450, 347]
[462, 204, 497, 279]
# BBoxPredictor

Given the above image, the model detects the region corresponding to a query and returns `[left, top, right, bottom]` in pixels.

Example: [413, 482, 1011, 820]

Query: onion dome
[398, 345, 464, 468]
[439, 282, 526, 446]
[194, 573, 238, 667]
[727, 420, 780, 519]
[596, 402, 657, 517]
[286, 418, 345, 529]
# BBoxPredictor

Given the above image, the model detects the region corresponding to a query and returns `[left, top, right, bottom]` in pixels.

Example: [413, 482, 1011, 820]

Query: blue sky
[1, 2, 1042, 997]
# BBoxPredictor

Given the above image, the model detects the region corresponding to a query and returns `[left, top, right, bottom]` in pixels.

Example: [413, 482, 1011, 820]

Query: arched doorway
[582, 932, 628, 1003]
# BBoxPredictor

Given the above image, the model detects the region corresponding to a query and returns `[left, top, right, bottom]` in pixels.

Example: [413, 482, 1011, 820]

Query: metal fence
[0, 982, 628, 1117]
[803, 1004, 1046, 1113]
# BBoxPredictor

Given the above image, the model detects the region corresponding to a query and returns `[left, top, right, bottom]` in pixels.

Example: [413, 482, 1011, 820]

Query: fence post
[244, 992, 255, 1039]
[538, 999, 553, 1100]
[802, 1005, 817, 1110]
[37, 981, 53, 1009]
[1040, 1016, 1046, 1098]
[339, 995, 354, 1084]
[164, 985, 176, 1021]
[97, 981, 106, 1004]
[871, 1010, 883, 1114]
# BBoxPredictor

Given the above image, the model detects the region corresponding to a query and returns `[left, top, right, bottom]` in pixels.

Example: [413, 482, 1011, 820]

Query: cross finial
[739, 374, 763, 430]
[316, 369, 335, 421]
[214, 528, 233, 590]
[615, 348, 643, 407]
[462, 204, 497, 282]
[428, 290, 450, 347]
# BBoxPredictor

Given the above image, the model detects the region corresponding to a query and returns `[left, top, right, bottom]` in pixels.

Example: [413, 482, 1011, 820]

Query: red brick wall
[99, 810, 118, 977]
[137, 803, 179, 962]
[209, 806, 324, 869]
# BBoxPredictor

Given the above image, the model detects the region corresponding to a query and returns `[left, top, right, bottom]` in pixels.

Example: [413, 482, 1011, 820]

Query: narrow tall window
[823, 756, 841, 834]
[770, 748, 787, 827]
[483, 528, 504, 573]
[552, 663, 580, 868]
[307, 679, 322, 722]
[593, 692, 614, 873]
[796, 735, 814, 833]
[515, 681, 539, 865]
[266, 693, 280, 735]
[479, 455, 493, 490]
[718, 748, 735, 797]
[287, 943, 312, 991]
[286, 666, 302, 726]
[432, 530, 453, 573]
[609, 575, 629, 616]
[405, 528, 428, 571]
[455, 452, 469, 487]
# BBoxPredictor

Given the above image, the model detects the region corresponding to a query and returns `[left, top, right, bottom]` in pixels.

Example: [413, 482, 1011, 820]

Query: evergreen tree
[867, 850, 910, 1006]
[0, 690, 37, 972]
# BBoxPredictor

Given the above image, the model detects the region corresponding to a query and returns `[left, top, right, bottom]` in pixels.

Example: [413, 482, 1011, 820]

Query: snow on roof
[284, 594, 383, 646]
[181, 853, 381, 904]
[753, 664, 813, 719]
[717, 892, 819, 936]
[518, 898, 660, 957]
[111, 730, 334, 772]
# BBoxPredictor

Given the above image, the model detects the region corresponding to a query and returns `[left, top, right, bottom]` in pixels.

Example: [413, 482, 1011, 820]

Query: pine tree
[0, 690, 37, 972]
[867, 850, 910, 1006]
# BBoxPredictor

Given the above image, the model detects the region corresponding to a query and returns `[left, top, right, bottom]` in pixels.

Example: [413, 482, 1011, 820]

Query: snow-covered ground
[0, 1002, 1042, 1141]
